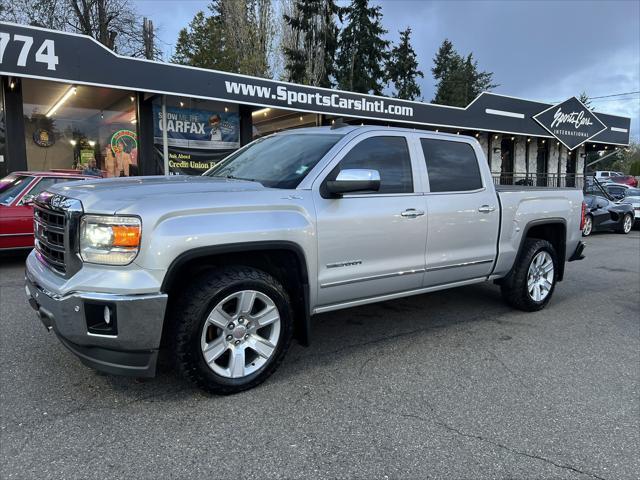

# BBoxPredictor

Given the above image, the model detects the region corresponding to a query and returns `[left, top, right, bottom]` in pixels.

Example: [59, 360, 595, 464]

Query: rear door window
[420, 139, 483, 192]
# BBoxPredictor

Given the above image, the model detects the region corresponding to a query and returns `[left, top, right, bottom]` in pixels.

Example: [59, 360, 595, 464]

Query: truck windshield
[204, 133, 343, 189]
[0, 175, 34, 206]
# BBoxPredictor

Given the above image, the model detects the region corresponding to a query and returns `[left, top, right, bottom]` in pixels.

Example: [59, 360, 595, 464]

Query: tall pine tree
[172, 9, 227, 70]
[282, 0, 341, 87]
[386, 27, 423, 100]
[431, 39, 497, 107]
[335, 0, 389, 95]
[578, 91, 593, 110]
[172, 0, 273, 78]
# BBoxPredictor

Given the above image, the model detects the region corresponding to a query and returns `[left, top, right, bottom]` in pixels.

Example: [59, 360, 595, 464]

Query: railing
[492, 173, 585, 189]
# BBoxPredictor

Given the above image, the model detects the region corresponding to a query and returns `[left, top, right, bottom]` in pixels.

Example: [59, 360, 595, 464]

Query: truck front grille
[34, 205, 67, 274]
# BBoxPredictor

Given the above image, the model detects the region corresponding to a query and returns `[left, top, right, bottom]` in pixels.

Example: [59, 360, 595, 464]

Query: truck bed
[491, 186, 584, 279]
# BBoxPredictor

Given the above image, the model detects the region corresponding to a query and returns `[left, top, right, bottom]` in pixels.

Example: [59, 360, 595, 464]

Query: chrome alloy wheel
[623, 214, 632, 233]
[527, 251, 554, 302]
[200, 290, 281, 378]
[583, 216, 592, 236]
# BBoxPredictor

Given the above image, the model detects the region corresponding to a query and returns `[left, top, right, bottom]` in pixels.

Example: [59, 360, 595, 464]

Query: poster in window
[153, 105, 240, 150]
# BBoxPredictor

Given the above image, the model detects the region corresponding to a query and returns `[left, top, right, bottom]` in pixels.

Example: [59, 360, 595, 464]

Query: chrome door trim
[320, 267, 426, 289]
[426, 258, 494, 272]
[423, 187, 487, 195]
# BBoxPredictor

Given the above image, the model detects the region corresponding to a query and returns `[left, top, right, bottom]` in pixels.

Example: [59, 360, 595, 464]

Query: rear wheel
[172, 266, 293, 394]
[501, 239, 558, 312]
[618, 213, 633, 234]
[582, 214, 593, 236]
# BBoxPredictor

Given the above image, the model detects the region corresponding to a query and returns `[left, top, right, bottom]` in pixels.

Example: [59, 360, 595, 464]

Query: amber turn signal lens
[112, 225, 141, 247]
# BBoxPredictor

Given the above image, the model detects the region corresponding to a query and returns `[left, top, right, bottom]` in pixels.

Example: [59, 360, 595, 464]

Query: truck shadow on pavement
[84, 281, 532, 398]
[148, 281, 522, 396]
[2, 251, 533, 399]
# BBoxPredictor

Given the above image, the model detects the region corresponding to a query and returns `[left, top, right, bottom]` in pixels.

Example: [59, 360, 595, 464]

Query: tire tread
[500, 239, 557, 312]
[170, 266, 292, 395]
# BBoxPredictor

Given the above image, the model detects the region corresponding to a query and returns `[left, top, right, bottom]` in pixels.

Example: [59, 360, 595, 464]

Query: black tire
[617, 213, 633, 234]
[500, 239, 558, 312]
[582, 214, 593, 237]
[171, 266, 293, 395]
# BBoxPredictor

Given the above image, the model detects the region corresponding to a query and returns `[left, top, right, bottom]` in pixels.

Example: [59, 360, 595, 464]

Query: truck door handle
[401, 208, 425, 218]
[478, 205, 496, 213]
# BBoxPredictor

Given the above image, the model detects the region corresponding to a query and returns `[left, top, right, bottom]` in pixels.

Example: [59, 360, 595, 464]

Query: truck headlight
[80, 215, 141, 265]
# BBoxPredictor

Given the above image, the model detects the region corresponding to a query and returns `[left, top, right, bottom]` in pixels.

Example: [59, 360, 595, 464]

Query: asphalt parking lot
[1, 231, 638, 480]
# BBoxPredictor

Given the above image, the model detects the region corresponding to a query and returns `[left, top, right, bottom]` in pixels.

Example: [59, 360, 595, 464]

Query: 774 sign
[0, 32, 59, 71]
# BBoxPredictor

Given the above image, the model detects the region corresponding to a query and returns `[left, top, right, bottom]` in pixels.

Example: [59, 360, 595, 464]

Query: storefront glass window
[21, 79, 138, 177]
[152, 96, 239, 175]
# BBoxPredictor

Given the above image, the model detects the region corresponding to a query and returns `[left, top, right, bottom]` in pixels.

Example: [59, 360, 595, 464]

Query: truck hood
[49, 175, 267, 214]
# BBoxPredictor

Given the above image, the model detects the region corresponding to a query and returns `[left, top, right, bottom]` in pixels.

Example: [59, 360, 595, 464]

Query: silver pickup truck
[25, 126, 585, 394]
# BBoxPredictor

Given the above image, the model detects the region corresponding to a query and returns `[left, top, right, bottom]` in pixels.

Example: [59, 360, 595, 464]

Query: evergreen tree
[578, 91, 593, 110]
[335, 0, 390, 95]
[386, 27, 423, 100]
[172, 0, 273, 78]
[172, 10, 227, 69]
[282, 0, 342, 87]
[432, 39, 497, 107]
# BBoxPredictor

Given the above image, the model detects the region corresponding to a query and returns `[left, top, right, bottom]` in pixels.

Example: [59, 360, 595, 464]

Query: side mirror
[22, 194, 35, 205]
[325, 169, 381, 196]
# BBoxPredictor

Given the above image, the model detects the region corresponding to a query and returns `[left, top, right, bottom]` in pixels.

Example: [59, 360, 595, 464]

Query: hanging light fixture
[46, 85, 77, 117]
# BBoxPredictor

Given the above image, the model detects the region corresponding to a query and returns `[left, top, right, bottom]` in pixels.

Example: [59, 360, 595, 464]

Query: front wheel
[501, 239, 558, 312]
[172, 266, 293, 394]
[618, 213, 633, 234]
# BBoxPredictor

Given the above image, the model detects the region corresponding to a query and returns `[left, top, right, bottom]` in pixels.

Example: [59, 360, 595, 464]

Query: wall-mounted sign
[153, 105, 240, 150]
[533, 97, 607, 150]
[110, 129, 138, 154]
[33, 128, 55, 147]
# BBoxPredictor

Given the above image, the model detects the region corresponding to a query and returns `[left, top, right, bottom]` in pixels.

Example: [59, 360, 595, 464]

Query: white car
[594, 170, 624, 180]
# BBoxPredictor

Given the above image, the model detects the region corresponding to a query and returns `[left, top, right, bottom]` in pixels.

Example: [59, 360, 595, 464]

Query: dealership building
[0, 22, 631, 186]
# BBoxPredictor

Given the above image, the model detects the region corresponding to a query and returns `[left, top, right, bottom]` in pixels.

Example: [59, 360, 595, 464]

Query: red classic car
[608, 175, 638, 188]
[0, 171, 98, 250]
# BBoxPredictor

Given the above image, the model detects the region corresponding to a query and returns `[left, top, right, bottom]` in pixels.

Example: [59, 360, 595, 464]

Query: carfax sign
[533, 97, 607, 150]
[152, 105, 240, 150]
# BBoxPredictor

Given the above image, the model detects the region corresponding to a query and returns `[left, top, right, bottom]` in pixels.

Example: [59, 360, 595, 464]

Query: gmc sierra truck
[25, 126, 585, 394]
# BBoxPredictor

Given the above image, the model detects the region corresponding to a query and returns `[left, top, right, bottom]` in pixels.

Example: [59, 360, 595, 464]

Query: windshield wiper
[215, 174, 258, 183]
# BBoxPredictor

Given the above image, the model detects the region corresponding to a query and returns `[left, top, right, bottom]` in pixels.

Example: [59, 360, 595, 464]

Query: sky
[134, 0, 640, 140]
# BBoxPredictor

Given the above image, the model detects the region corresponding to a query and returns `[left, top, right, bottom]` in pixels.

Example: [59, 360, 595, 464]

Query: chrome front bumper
[25, 267, 168, 377]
